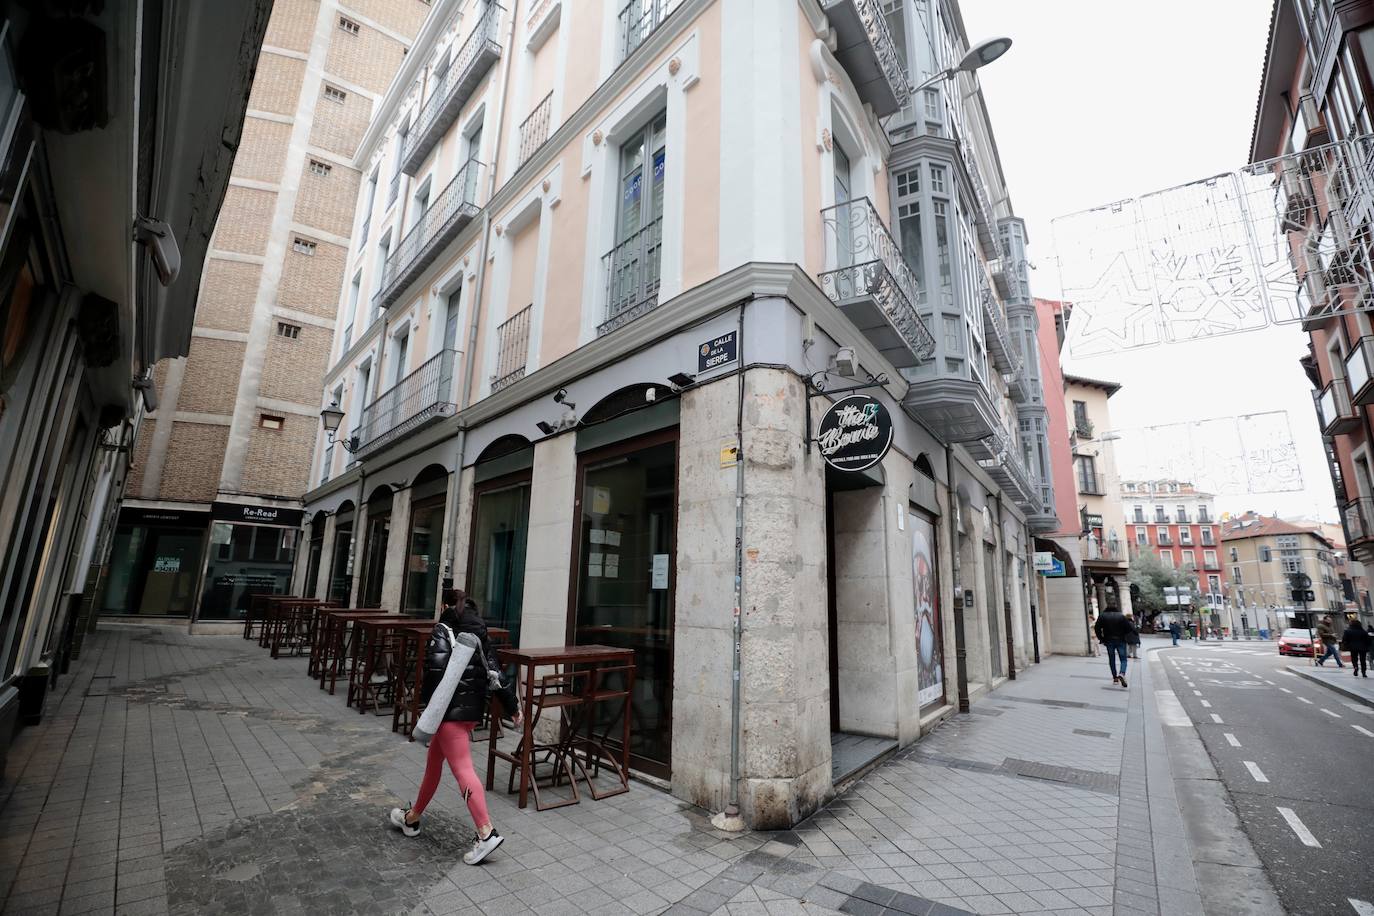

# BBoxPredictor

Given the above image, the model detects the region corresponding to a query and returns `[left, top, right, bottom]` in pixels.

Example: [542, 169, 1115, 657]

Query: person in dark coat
[1125, 614, 1141, 659]
[1168, 619, 1182, 646]
[1341, 617, 1371, 678]
[389, 589, 519, 865]
[1094, 607, 1133, 687]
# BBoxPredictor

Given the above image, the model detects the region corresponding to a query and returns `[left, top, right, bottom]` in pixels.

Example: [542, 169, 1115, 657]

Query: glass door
[328, 517, 354, 605]
[571, 434, 677, 776]
[834, 143, 855, 269]
[469, 478, 531, 644]
[361, 511, 391, 608]
[984, 544, 1003, 679]
[402, 496, 445, 616]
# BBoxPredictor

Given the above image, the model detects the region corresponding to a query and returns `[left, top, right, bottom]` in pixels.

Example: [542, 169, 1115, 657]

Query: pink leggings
[412, 721, 490, 828]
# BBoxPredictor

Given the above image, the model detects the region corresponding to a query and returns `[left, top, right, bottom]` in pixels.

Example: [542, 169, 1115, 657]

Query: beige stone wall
[195, 260, 263, 334]
[309, 86, 372, 158]
[278, 239, 348, 317]
[264, 0, 318, 53]
[247, 53, 307, 116]
[124, 418, 156, 498]
[341, 0, 430, 40]
[260, 326, 332, 405]
[210, 187, 277, 256]
[239, 414, 316, 498]
[293, 162, 362, 237]
[160, 423, 231, 503]
[177, 338, 246, 415]
[232, 119, 293, 184]
[326, 20, 407, 95]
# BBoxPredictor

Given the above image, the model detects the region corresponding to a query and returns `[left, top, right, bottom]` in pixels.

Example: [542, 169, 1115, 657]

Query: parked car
[1277, 628, 1317, 657]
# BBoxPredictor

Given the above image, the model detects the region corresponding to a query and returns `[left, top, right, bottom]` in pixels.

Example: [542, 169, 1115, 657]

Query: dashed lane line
[1355, 725, 1374, 737]
[1243, 761, 1269, 783]
[1278, 807, 1322, 848]
[1320, 708, 1343, 718]
[1193, 690, 1202, 696]
[1280, 687, 1294, 694]
[1224, 733, 1241, 747]
[1210, 713, 1224, 724]
[1298, 696, 1314, 704]
[1201, 700, 1212, 708]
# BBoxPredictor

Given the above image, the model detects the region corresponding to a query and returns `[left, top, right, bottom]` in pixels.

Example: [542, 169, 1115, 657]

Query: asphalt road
[1158, 641, 1374, 916]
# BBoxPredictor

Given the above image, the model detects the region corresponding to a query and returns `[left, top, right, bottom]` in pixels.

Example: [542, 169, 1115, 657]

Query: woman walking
[389, 589, 519, 864]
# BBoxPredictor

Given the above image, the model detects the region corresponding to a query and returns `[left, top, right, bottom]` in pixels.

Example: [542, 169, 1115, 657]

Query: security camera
[645, 388, 656, 402]
[132, 374, 159, 413]
[134, 216, 181, 287]
[553, 387, 576, 410]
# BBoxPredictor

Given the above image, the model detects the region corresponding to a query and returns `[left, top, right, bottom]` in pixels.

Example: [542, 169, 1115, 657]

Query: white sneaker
[463, 829, 504, 865]
[389, 806, 420, 837]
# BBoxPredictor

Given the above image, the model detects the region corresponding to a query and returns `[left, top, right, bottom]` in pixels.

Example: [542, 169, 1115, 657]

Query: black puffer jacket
[421, 601, 517, 722]
[1341, 620, 1372, 653]
[1094, 609, 1132, 643]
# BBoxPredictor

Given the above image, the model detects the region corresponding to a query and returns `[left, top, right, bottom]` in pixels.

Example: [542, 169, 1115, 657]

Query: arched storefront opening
[401, 465, 450, 616]
[360, 487, 395, 609]
[468, 436, 534, 643]
[327, 500, 355, 605]
[303, 511, 328, 600]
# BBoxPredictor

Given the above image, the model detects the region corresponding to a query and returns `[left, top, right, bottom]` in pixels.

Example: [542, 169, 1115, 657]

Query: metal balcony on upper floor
[818, 197, 935, 368]
[976, 438, 1038, 513]
[1346, 336, 1374, 407]
[374, 159, 485, 311]
[960, 138, 1002, 262]
[1315, 379, 1359, 437]
[400, 4, 503, 176]
[355, 349, 460, 457]
[980, 288, 1024, 398]
[821, 0, 910, 118]
[600, 217, 664, 336]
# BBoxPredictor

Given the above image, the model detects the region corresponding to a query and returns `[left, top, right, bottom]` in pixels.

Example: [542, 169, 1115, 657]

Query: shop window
[328, 511, 355, 605]
[360, 488, 393, 608]
[200, 524, 297, 621]
[402, 467, 449, 616]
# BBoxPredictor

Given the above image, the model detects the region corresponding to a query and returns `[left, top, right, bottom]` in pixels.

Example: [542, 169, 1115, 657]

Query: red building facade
[1122, 481, 1227, 606]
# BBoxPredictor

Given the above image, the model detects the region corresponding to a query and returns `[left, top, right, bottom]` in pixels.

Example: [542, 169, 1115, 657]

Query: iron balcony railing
[387, 171, 401, 208]
[820, 0, 910, 117]
[1085, 536, 1125, 562]
[980, 287, 1021, 382]
[960, 137, 1003, 261]
[617, 0, 673, 65]
[401, 3, 503, 175]
[518, 91, 553, 168]
[1316, 379, 1359, 436]
[1347, 336, 1374, 406]
[356, 349, 460, 454]
[491, 305, 531, 393]
[1153, 512, 1169, 524]
[599, 217, 663, 336]
[1199, 511, 1213, 523]
[1176, 512, 1191, 524]
[818, 197, 935, 366]
[1157, 533, 1173, 546]
[373, 159, 485, 310]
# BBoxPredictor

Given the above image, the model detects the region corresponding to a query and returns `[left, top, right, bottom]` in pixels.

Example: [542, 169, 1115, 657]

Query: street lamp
[319, 400, 361, 453]
[910, 36, 1014, 94]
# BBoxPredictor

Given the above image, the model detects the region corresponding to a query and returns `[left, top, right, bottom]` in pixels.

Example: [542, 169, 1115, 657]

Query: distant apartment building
[1123, 480, 1227, 619]
[1223, 512, 1342, 630]
[100, 0, 429, 626]
[294, 0, 1060, 826]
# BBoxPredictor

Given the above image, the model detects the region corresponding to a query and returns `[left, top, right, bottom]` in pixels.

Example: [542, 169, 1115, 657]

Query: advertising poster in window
[912, 513, 944, 709]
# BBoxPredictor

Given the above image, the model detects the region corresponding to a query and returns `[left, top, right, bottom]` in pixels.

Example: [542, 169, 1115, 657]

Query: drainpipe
[1026, 536, 1041, 664]
[726, 300, 747, 819]
[995, 494, 1016, 680]
[946, 445, 969, 713]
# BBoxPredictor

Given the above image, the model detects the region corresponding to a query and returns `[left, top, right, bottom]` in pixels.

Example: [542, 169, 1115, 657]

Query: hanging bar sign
[815, 394, 893, 472]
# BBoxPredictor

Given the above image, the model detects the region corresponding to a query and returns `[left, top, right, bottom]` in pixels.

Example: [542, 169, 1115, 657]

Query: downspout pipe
[946, 445, 969, 713]
[726, 300, 746, 818]
[995, 494, 1016, 680]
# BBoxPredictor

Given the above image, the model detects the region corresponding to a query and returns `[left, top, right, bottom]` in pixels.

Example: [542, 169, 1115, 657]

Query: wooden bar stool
[569, 660, 635, 799]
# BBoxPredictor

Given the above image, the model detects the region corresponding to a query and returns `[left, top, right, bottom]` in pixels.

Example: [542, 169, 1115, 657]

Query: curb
[1287, 665, 1374, 709]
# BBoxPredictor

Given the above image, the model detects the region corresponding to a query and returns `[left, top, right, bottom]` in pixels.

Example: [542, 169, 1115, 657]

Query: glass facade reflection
[199, 524, 298, 621]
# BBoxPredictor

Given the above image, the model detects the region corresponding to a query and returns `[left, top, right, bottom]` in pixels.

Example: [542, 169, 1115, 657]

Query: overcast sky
[959, 0, 1336, 523]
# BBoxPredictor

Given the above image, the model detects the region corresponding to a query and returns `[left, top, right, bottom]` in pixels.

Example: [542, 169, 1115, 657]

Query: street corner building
[292, 0, 1069, 828]
[0, 1, 272, 773]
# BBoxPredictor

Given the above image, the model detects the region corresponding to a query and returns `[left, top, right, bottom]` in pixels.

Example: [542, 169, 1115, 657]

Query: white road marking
[1201, 700, 1212, 708]
[1244, 761, 1268, 783]
[1355, 725, 1374, 737]
[1280, 670, 1297, 677]
[1345, 703, 1374, 715]
[1278, 807, 1321, 848]
[1321, 709, 1342, 718]
[1210, 713, 1224, 724]
[1261, 680, 1275, 685]
[1280, 687, 1293, 694]
[1224, 733, 1241, 747]
[1155, 691, 1193, 727]
[1298, 696, 1314, 704]
[1193, 690, 1202, 696]
[1348, 898, 1374, 916]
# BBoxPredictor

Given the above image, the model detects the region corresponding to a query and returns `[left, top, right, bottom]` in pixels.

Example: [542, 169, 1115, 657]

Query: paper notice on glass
[606, 531, 621, 547]
[588, 563, 602, 577]
[590, 529, 606, 544]
[604, 560, 618, 578]
[589, 552, 603, 566]
[651, 554, 669, 589]
[591, 486, 611, 515]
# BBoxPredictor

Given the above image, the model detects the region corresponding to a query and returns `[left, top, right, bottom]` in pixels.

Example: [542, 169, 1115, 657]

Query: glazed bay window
[601, 112, 666, 334]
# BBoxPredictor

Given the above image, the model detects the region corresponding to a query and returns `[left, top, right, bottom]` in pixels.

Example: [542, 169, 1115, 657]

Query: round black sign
[816, 394, 894, 473]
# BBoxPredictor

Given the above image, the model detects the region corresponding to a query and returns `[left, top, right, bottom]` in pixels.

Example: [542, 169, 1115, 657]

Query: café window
[328, 504, 356, 605]
[402, 466, 449, 616]
[468, 437, 534, 644]
[360, 486, 393, 608]
[200, 521, 298, 621]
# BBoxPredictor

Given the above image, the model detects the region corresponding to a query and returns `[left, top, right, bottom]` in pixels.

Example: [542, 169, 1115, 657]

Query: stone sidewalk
[0, 626, 1196, 916]
[1288, 661, 1374, 708]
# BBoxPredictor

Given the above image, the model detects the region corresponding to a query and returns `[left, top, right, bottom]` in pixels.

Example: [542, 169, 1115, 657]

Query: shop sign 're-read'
[815, 394, 893, 473]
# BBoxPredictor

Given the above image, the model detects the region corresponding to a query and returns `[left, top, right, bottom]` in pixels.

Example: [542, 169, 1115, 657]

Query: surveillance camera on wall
[134, 216, 181, 287]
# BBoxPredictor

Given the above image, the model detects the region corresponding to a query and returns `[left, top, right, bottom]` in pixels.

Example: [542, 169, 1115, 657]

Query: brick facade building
[102, 0, 428, 625]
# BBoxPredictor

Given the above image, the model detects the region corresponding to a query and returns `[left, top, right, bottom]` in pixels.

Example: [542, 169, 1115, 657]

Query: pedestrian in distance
[1315, 614, 1345, 668]
[388, 589, 521, 865]
[1094, 605, 1132, 687]
[1341, 616, 1371, 678]
[1168, 619, 1182, 647]
[1125, 614, 1141, 659]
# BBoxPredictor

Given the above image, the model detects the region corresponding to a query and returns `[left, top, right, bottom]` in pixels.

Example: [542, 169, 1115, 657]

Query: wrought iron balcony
[373, 159, 485, 310]
[401, 4, 503, 176]
[617, 0, 674, 65]
[1084, 536, 1126, 563]
[818, 197, 934, 368]
[356, 349, 459, 455]
[980, 288, 1022, 388]
[1347, 336, 1374, 406]
[820, 0, 910, 118]
[518, 91, 553, 169]
[960, 138, 1003, 261]
[599, 217, 663, 336]
[1316, 379, 1359, 437]
[977, 439, 1038, 511]
[491, 305, 531, 393]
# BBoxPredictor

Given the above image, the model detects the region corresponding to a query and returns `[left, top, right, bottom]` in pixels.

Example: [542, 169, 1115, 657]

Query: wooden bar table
[488, 645, 634, 811]
[269, 599, 330, 659]
[350, 616, 432, 713]
[315, 610, 388, 693]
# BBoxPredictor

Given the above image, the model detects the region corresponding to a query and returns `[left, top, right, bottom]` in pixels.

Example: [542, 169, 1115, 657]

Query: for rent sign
[815, 394, 893, 473]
